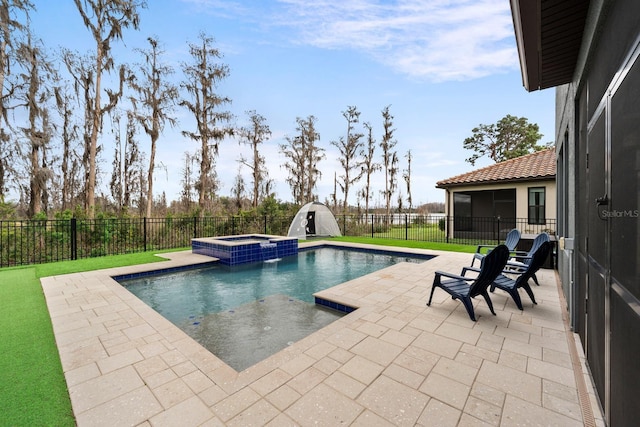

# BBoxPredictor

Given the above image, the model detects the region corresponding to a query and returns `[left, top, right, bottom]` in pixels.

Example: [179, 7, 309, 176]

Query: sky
[28, 0, 556, 207]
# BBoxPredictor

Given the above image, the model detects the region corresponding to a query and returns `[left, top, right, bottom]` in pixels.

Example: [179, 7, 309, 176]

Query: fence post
[70, 218, 77, 260]
[371, 215, 374, 238]
[405, 214, 408, 240]
[446, 216, 450, 244]
[143, 217, 147, 252]
[264, 215, 267, 234]
[343, 215, 346, 236]
[193, 216, 197, 239]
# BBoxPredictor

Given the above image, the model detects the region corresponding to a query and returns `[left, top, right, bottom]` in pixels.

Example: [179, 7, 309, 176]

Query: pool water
[120, 247, 429, 370]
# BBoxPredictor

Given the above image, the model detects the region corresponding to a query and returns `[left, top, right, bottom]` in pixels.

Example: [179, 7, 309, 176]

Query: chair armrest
[502, 262, 529, 275]
[509, 254, 533, 262]
[461, 266, 481, 276]
[501, 268, 525, 277]
[434, 270, 474, 282]
[475, 244, 496, 254]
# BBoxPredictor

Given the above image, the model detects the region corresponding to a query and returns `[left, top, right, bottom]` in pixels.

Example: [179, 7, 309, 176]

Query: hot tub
[191, 234, 298, 265]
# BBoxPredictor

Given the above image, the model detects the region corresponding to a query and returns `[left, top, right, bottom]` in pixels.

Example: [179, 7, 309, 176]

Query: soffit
[511, 0, 590, 91]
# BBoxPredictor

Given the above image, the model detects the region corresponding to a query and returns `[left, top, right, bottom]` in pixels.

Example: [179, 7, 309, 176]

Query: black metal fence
[0, 215, 555, 268]
[343, 214, 556, 243]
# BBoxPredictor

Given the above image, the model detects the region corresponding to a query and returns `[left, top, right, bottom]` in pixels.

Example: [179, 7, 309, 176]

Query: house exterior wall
[554, 0, 640, 424]
[555, 82, 579, 323]
[442, 180, 556, 228]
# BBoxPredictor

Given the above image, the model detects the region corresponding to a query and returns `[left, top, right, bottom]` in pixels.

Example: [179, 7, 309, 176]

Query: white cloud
[183, 0, 518, 81]
[273, 0, 518, 81]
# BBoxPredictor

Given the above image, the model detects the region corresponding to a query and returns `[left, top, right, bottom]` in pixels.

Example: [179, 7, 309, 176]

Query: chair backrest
[515, 241, 552, 287]
[504, 229, 521, 251]
[529, 232, 550, 255]
[521, 232, 551, 266]
[470, 244, 510, 298]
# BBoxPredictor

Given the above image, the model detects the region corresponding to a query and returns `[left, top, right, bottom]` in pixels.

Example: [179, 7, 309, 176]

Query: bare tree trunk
[86, 44, 102, 217]
[199, 136, 209, 211]
[29, 143, 41, 216]
[146, 138, 155, 217]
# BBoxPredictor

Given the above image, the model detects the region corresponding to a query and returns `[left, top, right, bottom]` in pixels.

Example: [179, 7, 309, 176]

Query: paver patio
[41, 242, 605, 426]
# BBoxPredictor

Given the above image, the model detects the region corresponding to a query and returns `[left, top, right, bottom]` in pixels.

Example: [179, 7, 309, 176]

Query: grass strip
[327, 236, 478, 253]
[0, 250, 182, 426]
[0, 268, 75, 426]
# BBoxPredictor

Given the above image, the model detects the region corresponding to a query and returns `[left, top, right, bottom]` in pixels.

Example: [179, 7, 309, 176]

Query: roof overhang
[436, 176, 556, 190]
[510, 0, 590, 91]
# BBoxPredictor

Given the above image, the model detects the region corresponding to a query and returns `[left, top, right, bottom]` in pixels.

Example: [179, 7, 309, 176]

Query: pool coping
[41, 241, 604, 426]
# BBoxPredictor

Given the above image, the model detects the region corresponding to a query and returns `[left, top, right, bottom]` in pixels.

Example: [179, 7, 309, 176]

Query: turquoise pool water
[120, 246, 431, 370]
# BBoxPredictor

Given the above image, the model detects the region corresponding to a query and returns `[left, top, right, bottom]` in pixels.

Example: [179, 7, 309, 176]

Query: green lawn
[327, 236, 477, 253]
[0, 240, 472, 426]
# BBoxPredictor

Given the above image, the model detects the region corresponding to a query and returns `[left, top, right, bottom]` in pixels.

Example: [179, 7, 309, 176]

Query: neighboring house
[436, 148, 556, 239]
[511, 0, 640, 425]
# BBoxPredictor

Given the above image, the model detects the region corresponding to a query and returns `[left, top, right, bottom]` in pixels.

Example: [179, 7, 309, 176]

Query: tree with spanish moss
[359, 121, 380, 215]
[230, 163, 246, 211]
[73, 0, 146, 217]
[280, 115, 324, 205]
[0, 0, 35, 203]
[331, 105, 364, 213]
[238, 110, 271, 208]
[15, 30, 56, 217]
[53, 78, 83, 211]
[129, 36, 178, 218]
[380, 105, 397, 221]
[389, 151, 399, 214]
[179, 150, 196, 212]
[403, 149, 413, 212]
[109, 112, 145, 214]
[62, 49, 101, 211]
[180, 32, 233, 215]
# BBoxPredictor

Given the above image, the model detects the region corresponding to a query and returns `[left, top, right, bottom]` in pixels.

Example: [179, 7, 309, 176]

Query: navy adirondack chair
[487, 241, 553, 310]
[471, 228, 520, 267]
[503, 232, 550, 286]
[427, 245, 509, 321]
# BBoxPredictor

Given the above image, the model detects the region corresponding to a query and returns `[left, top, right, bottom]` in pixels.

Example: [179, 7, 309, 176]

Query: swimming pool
[119, 246, 432, 370]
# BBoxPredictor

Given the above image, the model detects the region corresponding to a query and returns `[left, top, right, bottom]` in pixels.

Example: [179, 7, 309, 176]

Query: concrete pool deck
[41, 242, 604, 426]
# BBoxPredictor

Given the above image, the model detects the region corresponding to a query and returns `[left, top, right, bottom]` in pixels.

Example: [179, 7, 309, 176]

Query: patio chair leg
[427, 284, 437, 306]
[522, 284, 538, 305]
[508, 289, 524, 310]
[480, 291, 496, 315]
[460, 297, 477, 321]
[532, 273, 540, 286]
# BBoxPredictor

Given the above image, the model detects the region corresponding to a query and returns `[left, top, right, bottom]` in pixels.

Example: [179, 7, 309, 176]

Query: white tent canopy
[287, 202, 342, 239]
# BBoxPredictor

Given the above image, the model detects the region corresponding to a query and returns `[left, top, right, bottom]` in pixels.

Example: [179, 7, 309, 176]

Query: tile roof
[436, 147, 556, 188]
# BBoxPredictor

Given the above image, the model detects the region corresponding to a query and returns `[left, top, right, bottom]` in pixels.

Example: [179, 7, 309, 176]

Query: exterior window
[528, 187, 546, 225]
[453, 193, 472, 231]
